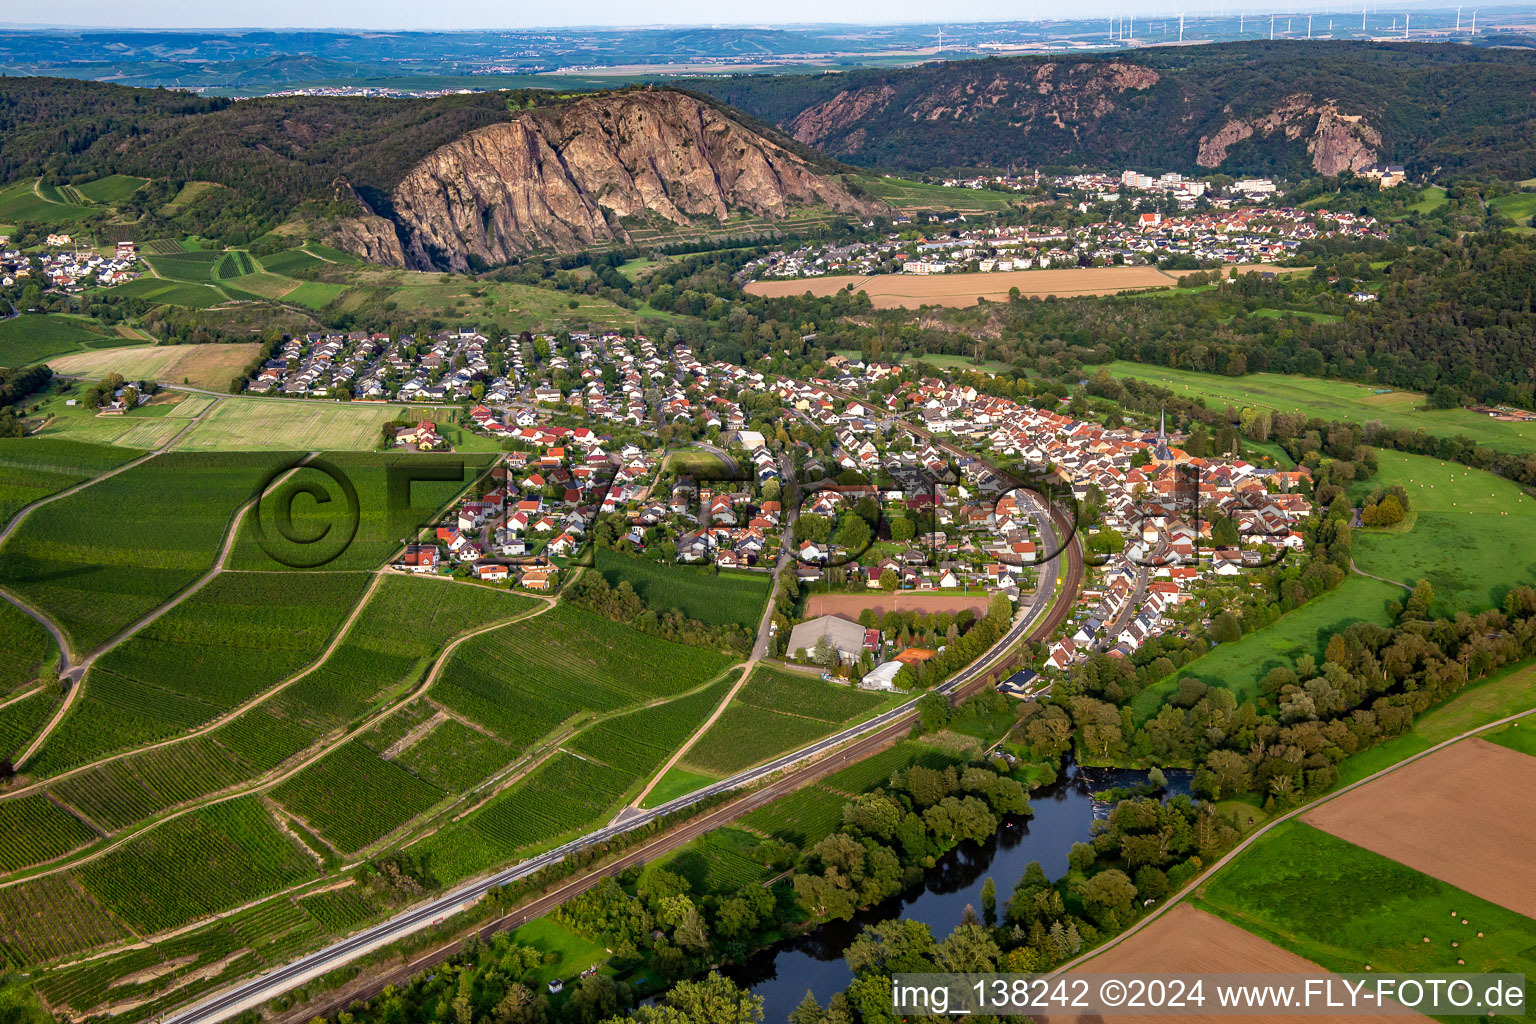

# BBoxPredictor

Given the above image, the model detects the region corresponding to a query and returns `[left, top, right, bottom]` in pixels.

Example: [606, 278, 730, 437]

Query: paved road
[166, 494, 1080, 1024]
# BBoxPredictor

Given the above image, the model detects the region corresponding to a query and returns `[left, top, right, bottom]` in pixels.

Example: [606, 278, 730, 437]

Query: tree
[812, 634, 836, 668]
[879, 568, 899, 592]
[837, 512, 870, 553]
[890, 517, 915, 542]
[493, 984, 548, 1024]
[1081, 868, 1138, 927]
[980, 877, 998, 927]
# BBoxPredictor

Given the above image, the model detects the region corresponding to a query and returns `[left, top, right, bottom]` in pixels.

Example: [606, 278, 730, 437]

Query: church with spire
[1153, 408, 1173, 464]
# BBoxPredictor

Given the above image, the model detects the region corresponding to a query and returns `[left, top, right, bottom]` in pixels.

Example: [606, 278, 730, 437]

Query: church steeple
[1154, 408, 1172, 463]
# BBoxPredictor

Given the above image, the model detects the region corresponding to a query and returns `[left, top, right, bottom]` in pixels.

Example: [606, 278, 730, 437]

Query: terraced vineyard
[566, 676, 733, 777]
[683, 665, 886, 775]
[29, 571, 370, 775]
[0, 872, 130, 968]
[0, 793, 97, 872]
[431, 605, 733, 747]
[0, 436, 138, 526]
[418, 752, 632, 884]
[228, 452, 493, 571]
[0, 451, 293, 653]
[75, 796, 318, 935]
[272, 740, 445, 854]
[0, 690, 56, 761]
[593, 548, 770, 629]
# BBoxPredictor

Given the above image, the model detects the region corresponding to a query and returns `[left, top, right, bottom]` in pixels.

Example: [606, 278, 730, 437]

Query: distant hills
[692, 43, 1536, 179]
[0, 79, 881, 268]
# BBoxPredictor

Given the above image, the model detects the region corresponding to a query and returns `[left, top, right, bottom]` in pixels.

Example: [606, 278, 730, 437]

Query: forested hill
[0, 79, 875, 266]
[0, 76, 520, 224]
[690, 42, 1536, 179]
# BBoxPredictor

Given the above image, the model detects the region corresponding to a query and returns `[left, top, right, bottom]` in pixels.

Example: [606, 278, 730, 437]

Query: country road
[164, 494, 1082, 1024]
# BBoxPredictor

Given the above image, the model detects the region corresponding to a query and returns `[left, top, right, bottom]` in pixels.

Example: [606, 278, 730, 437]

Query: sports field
[49, 344, 261, 390]
[1304, 738, 1536, 918]
[1350, 450, 1536, 615]
[1101, 361, 1536, 455]
[745, 266, 1178, 308]
[172, 399, 428, 451]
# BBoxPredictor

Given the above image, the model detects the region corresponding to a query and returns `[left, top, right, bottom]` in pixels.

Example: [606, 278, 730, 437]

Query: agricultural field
[1131, 574, 1402, 719]
[818, 739, 965, 795]
[48, 343, 261, 391]
[0, 179, 95, 225]
[49, 736, 252, 832]
[431, 605, 733, 748]
[567, 677, 733, 779]
[854, 174, 1019, 213]
[221, 577, 536, 769]
[1303, 738, 1536, 918]
[104, 276, 226, 308]
[142, 250, 225, 283]
[311, 266, 639, 334]
[1350, 450, 1536, 615]
[0, 690, 56, 761]
[1196, 820, 1536, 1013]
[74, 796, 318, 936]
[738, 783, 847, 847]
[1066, 902, 1422, 1023]
[258, 248, 328, 276]
[648, 827, 772, 897]
[0, 793, 96, 873]
[594, 548, 770, 628]
[745, 266, 1178, 308]
[0, 871, 130, 968]
[31, 389, 208, 448]
[638, 765, 719, 809]
[681, 666, 886, 775]
[0, 601, 55, 698]
[1491, 189, 1536, 230]
[173, 399, 442, 452]
[227, 451, 488, 570]
[0, 436, 139, 527]
[387, 716, 513, 794]
[419, 751, 632, 883]
[0, 451, 292, 654]
[28, 572, 370, 776]
[73, 175, 148, 205]
[272, 740, 446, 854]
[0, 313, 132, 367]
[1101, 360, 1536, 456]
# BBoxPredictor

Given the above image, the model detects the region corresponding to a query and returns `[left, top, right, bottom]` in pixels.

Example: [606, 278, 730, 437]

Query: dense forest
[692, 43, 1536, 178]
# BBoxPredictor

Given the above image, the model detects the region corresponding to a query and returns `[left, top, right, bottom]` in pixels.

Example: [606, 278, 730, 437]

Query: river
[723, 759, 1193, 1021]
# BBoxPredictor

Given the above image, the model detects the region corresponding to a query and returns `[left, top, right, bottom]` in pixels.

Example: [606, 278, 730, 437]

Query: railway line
[165, 424, 1084, 1024]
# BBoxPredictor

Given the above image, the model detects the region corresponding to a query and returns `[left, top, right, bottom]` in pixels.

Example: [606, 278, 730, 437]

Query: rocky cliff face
[1197, 95, 1381, 174]
[786, 62, 1161, 157]
[338, 90, 885, 270]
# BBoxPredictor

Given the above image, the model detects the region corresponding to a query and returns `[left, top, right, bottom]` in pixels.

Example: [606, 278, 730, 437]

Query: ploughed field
[745, 266, 1179, 308]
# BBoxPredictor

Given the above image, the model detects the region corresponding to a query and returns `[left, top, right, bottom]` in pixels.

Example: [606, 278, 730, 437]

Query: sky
[15, 0, 1322, 31]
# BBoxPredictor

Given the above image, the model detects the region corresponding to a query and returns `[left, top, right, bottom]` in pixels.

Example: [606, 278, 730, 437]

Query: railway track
[271, 505, 1082, 1024]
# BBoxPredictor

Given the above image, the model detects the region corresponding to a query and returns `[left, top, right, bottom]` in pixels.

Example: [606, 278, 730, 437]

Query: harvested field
[50, 344, 261, 390]
[1047, 904, 1417, 1023]
[805, 592, 990, 620]
[1303, 737, 1536, 919]
[745, 266, 1179, 307]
